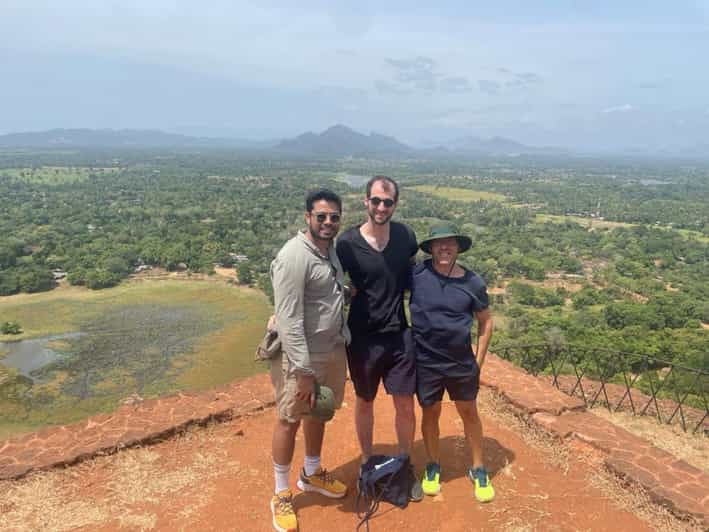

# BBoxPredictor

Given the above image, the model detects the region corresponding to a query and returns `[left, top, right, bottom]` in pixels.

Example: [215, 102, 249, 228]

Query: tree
[84, 269, 122, 289]
[0, 270, 20, 296]
[238, 262, 254, 285]
[18, 267, 53, 293]
[1, 321, 22, 335]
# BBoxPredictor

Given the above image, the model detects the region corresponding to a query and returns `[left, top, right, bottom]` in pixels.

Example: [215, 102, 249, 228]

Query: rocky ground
[1, 379, 703, 532]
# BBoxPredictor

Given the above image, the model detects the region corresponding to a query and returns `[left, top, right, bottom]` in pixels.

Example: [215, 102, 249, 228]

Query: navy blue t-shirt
[409, 259, 489, 376]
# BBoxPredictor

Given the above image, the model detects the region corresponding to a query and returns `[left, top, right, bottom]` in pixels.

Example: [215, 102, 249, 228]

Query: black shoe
[408, 463, 424, 502]
[409, 478, 423, 502]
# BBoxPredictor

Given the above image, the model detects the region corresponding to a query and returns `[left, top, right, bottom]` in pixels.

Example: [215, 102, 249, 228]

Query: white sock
[303, 455, 321, 476]
[274, 461, 291, 494]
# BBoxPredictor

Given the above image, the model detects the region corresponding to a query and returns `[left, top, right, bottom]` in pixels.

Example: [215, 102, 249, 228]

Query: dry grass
[587, 462, 704, 532]
[477, 388, 570, 474]
[409, 185, 507, 203]
[0, 474, 109, 531]
[0, 425, 239, 531]
[590, 406, 709, 472]
[534, 214, 636, 230]
[478, 388, 704, 532]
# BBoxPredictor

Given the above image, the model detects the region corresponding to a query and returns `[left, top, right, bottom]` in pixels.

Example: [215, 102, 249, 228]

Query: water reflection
[0, 333, 81, 380]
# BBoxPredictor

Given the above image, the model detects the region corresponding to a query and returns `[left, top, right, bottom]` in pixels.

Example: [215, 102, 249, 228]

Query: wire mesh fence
[495, 344, 708, 435]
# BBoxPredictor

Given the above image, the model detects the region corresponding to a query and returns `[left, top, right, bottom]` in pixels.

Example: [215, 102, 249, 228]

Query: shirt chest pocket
[307, 263, 340, 298]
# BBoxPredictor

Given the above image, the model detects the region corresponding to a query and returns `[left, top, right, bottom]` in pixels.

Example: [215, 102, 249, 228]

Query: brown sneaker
[270, 489, 298, 532]
[296, 467, 347, 498]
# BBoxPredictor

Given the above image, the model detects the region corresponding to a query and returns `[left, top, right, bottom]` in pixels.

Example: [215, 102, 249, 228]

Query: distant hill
[0, 126, 568, 158]
[446, 135, 565, 156]
[276, 124, 413, 157]
[0, 128, 234, 148]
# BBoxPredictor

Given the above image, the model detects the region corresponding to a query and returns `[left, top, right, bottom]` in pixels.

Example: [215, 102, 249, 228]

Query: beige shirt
[270, 231, 351, 375]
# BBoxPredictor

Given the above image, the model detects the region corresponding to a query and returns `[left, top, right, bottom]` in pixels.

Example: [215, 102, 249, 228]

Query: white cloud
[602, 103, 634, 113]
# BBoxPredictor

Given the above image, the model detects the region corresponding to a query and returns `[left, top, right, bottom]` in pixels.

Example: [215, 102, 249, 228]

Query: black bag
[356, 454, 415, 532]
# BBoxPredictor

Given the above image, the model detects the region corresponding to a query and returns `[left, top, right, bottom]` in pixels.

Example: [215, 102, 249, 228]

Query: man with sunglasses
[335, 175, 423, 501]
[269, 189, 350, 532]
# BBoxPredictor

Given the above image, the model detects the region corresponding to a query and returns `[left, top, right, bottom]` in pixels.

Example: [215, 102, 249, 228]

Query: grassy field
[0, 166, 120, 185]
[534, 214, 709, 242]
[409, 185, 507, 203]
[534, 213, 636, 229]
[675, 228, 709, 244]
[0, 280, 271, 439]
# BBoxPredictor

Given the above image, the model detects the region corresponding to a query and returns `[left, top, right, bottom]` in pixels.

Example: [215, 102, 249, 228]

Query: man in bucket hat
[409, 224, 496, 503]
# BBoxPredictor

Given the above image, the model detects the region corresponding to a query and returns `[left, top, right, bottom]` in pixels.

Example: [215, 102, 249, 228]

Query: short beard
[308, 226, 335, 243]
[368, 209, 392, 226]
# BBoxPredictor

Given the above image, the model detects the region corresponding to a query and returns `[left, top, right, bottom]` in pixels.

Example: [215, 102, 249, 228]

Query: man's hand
[474, 308, 493, 369]
[295, 373, 316, 408]
[344, 284, 357, 304]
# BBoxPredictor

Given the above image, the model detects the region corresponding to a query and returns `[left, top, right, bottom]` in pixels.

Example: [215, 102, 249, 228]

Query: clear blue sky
[1, 1, 708, 151]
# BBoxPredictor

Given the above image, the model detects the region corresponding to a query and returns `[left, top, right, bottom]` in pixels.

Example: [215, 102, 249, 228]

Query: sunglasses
[313, 212, 341, 223]
[368, 196, 395, 208]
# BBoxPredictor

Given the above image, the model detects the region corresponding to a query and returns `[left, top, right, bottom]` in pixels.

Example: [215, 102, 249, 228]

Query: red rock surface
[0, 375, 274, 480]
[1, 354, 706, 528]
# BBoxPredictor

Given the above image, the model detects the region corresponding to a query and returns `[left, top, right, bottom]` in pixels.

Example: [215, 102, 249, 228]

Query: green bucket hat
[310, 382, 336, 422]
[419, 224, 472, 254]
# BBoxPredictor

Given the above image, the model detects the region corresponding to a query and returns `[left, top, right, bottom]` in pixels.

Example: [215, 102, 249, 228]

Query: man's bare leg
[421, 402, 442, 463]
[302, 417, 325, 457]
[392, 394, 415, 455]
[272, 418, 300, 495]
[455, 400, 484, 468]
[355, 397, 374, 462]
[272, 418, 300, 466]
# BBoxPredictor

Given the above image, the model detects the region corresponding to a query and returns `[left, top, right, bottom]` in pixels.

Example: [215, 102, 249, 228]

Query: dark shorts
[416, 363, 480, 407]
[346, 330, 416, 401]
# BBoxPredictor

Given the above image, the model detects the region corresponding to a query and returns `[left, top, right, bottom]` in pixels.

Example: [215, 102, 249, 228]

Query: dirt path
[1, 383, 662, 532]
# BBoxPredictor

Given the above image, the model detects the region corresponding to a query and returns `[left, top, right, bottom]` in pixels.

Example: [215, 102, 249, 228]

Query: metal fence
[495, 344, 708, 435]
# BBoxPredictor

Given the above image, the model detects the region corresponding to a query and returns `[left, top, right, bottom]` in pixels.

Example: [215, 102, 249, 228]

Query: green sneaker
[468, 466, 495, 503]
[421, 462, 441, 496]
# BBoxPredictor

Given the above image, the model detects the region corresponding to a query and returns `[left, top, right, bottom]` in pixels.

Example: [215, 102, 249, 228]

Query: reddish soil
[74, 383, 651, 532]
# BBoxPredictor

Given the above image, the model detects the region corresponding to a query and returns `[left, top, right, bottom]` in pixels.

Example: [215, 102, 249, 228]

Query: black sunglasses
[313, 212, 341, 223]
[368, 196, 395, 208]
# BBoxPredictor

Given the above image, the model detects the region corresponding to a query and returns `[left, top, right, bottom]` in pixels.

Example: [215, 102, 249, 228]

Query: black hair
[366, 175, 399, 202]
[305, 188, 342, 212]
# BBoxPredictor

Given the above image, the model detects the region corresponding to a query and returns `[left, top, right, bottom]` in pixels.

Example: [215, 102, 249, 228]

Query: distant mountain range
[0, 128, 237, 148]
[0, 125, 559, 157]
[443, 135, 565, 156]
[275, 124, 413, 156]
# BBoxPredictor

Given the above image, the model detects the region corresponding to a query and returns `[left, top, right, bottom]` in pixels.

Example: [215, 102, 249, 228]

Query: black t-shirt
[336, 221, 418, 336]
[409, 259, 489, 376]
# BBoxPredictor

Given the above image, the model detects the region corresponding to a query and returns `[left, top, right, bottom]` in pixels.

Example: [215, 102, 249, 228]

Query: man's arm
[335, 236, 357, 301]
[271, 253, 316, 405]
[473, 308, 494, 369]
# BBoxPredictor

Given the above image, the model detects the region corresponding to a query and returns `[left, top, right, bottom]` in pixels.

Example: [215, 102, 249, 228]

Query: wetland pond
[0, 281, 271, 439]
[0, 333, 81, 379]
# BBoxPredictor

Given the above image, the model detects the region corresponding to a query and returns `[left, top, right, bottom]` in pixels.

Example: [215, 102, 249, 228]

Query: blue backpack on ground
[356, 454, 415, 531]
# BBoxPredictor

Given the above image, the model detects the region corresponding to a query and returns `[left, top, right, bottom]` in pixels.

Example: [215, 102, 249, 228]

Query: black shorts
[347, 330, 416, 401]
[416, 364, 480, 407]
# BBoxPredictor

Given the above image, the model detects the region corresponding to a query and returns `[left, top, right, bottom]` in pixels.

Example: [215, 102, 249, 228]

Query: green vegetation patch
[0, 166, 119, 185]
[534, 213, 636, 229]
[0, 280, 271, 438]
[675, 228, 709, 244]
[410, 185, 507, 203]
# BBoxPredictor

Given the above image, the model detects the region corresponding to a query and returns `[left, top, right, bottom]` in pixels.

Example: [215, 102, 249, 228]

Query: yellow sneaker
[270, 489, 298, 532]
[469, 466, 495, 503]
[421, 462, 441, 496]
[296, 467, 348, 498]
